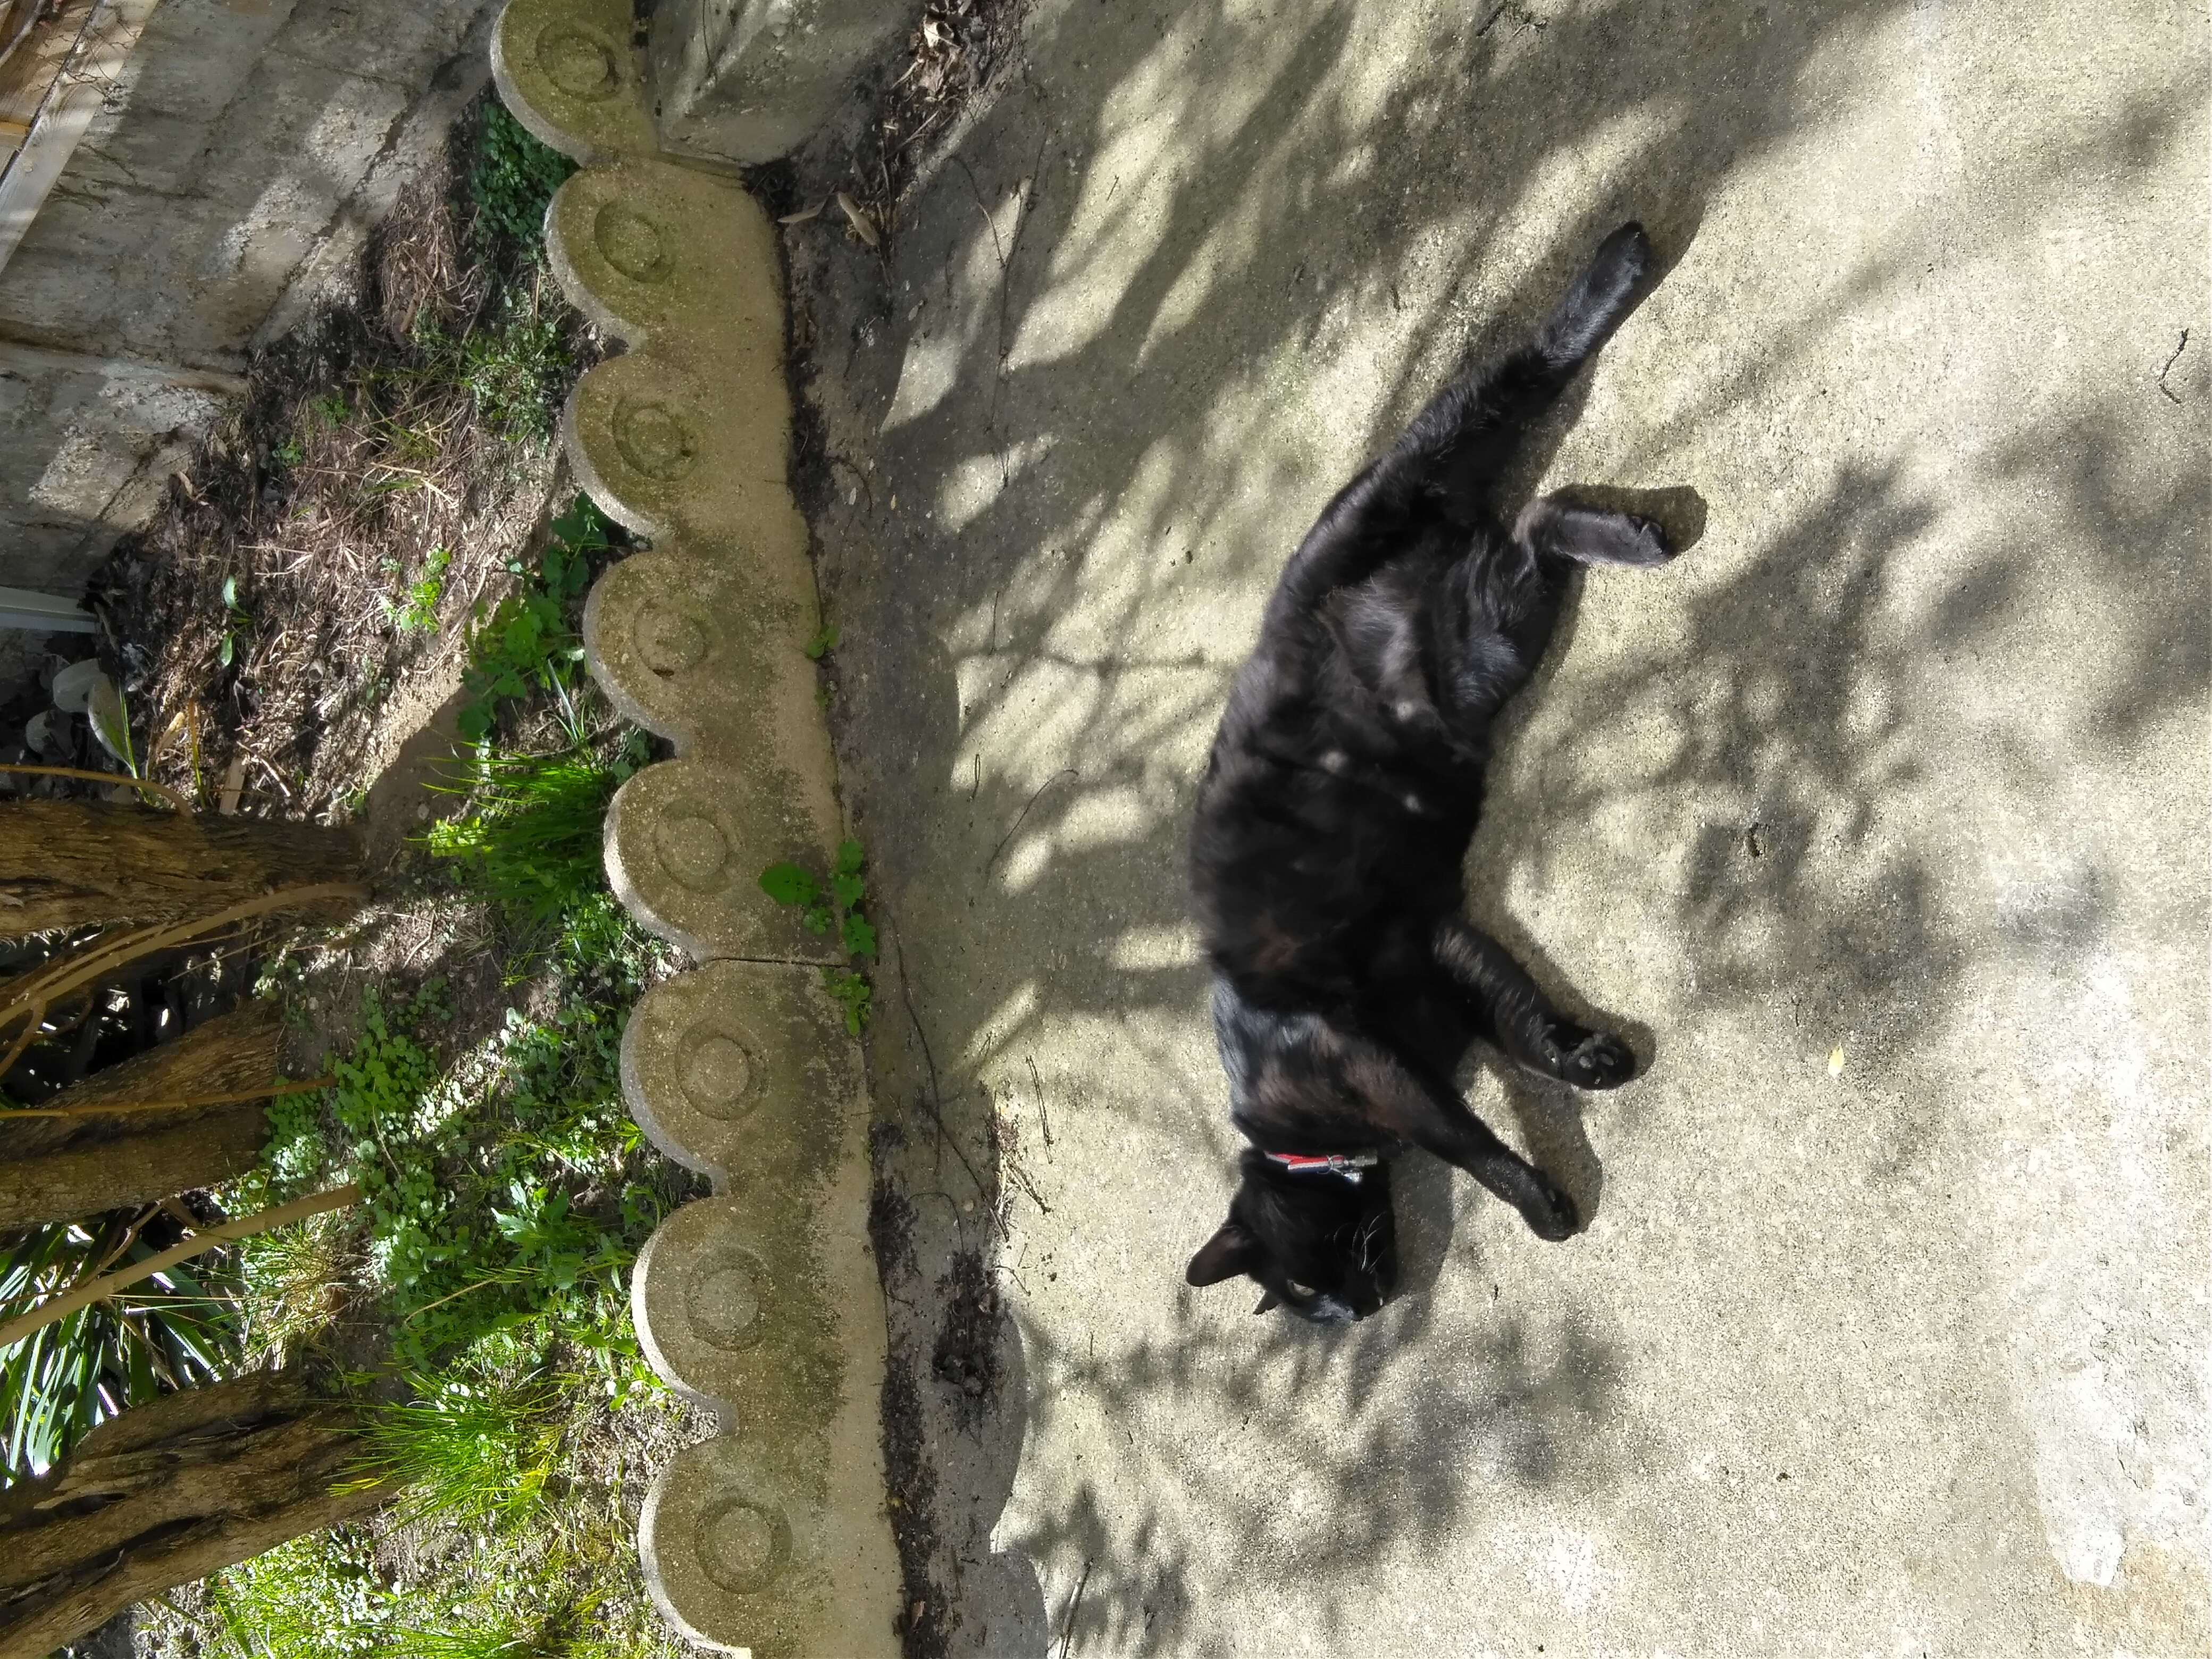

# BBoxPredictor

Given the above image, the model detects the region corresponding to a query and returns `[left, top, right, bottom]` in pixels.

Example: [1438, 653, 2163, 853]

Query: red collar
[1263, 1150, 1380, 1184]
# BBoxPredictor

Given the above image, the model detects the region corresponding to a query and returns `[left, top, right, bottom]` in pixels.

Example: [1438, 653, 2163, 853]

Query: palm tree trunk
[0, 1003, 287, 1228]
[0, 1373, 387, 1658]
[0, 799, 363, 935]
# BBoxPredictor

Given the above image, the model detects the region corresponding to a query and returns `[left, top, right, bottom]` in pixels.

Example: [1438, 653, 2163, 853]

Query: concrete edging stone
[490, 1, 899, 1652]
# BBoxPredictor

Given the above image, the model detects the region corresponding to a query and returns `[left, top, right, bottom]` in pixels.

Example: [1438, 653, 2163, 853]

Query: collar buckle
[1263, 1150, 1379, 1185]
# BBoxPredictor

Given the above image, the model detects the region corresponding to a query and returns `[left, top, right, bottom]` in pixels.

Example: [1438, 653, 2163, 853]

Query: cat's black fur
[1185, 223, 1672, 1326]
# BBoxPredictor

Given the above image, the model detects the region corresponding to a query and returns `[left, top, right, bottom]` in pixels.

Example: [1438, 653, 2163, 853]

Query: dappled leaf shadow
[784, 0, 2207, 1648]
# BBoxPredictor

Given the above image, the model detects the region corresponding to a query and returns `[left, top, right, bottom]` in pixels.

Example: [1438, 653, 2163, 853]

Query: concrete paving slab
[787, 0, 2208, 1653]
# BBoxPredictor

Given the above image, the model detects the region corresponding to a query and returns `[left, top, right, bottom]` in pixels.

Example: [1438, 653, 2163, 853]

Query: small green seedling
[758, 839, 876, 1032]
[383, 546, 452, 635]
[821, 969, 872, 1036]
[218, 574, 251, 668]
[803, 621, 840, 660]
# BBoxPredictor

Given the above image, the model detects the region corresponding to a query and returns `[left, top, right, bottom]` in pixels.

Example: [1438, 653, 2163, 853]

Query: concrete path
[789, 1, 2208, 1652]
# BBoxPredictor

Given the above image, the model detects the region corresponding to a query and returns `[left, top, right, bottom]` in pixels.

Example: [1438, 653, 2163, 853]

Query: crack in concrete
[2156, 328, 2187, 403]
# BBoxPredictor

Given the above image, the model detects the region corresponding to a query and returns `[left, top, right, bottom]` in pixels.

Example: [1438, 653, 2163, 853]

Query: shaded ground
[780, 0, 2209, 1654]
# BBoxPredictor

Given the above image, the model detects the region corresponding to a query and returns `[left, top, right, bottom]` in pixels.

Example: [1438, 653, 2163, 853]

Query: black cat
[1184, 222, 1673, 1325]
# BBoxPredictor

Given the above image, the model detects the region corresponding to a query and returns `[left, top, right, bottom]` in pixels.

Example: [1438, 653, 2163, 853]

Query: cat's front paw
[1521, 1175, 1579, 1241]
[1544, 1024, 1638, 1090]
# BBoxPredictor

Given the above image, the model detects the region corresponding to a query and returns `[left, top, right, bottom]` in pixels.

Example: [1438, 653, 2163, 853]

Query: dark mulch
[869, 1153, 953, 1659]
[931, 1247, 1002, 1428]
[83, 98, 597, 829]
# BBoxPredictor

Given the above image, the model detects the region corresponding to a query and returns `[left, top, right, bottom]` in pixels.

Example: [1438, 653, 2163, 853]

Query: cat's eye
[1286, 1280, 1317, 1298]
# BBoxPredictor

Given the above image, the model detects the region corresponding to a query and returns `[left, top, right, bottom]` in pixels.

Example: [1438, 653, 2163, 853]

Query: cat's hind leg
[1515, 496, 1673, 568]
[1398, 222, 1656, 526]
[1263, 224, 1656, 616]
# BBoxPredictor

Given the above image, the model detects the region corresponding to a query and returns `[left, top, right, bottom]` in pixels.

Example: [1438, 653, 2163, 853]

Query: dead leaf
[1827, 1045, 1845, 1077]
[218, 755, 245, 817]
[836, 191, 881, 249]
[777, 198, 828, 225]
[147, 707, 189, 771]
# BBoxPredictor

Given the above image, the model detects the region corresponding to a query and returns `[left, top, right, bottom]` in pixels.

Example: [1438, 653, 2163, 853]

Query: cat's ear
[1186, 1220, 1262, 1286]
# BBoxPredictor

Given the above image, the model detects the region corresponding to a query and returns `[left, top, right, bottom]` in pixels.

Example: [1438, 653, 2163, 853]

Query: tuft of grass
[341, 1376, 563, 1530]
[425, 747, 631, 939]
[231, 1209, 351, 1368]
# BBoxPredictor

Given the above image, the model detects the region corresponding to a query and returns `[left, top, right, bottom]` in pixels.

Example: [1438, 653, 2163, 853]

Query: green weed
[457, 495, 610, 744]
[462, 288, 572, 443]
[384, 545, 453, 635]
[820, 968, 873, 1036]
[759, 839, 877, 1033]
[266, 915, 675, 1376]
[468, 103, 577, 254]
[192, 1515, 680, 1659]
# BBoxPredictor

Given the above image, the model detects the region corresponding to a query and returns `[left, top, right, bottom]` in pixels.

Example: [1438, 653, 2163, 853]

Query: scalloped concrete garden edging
[491, 2, 898, 1652]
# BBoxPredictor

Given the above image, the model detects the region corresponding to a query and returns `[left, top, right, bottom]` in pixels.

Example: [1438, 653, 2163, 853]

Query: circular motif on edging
[634, 607, 710, 677]
[681, 1029, 761, 1120]
[594, 202, 673, 284]
[695, 1496, 792, 1595]
[535, 24, 619, 99]
[613, 398, 698, 483]
[653, 813, 731, 891]
[682, 1243, 769, 1352]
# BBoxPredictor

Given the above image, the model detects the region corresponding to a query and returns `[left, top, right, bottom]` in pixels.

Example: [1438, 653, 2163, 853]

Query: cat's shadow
[1435, 482, 1707, 1247]
[1387, 1036, 1620, 1310]
[1388, 1145, 1461, 1301]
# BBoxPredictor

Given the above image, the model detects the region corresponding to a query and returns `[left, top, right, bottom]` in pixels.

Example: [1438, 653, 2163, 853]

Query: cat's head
[1184, 1151, 1396, 1324]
